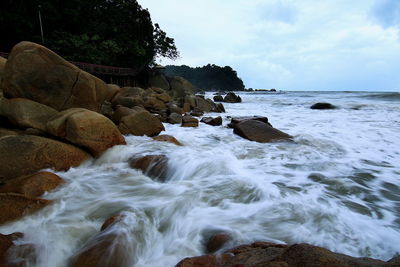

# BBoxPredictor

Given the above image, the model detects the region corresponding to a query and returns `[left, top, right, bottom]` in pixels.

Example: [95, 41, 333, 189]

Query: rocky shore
[0, 42, 398, 266]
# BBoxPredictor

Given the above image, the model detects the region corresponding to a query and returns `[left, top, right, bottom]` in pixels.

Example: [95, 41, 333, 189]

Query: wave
[361, 92, 400, 101]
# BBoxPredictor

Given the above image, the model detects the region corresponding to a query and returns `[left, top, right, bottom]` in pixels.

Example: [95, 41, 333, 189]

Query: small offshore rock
[232, 120, 292, 143]
[310, 102, 336, 109]
[153, 135, 183, 146]
[200, 116, 222, 126]
[129, 155, 168, 181]
[224, 92, 242, 103]
[181, 115, 199, 128]
[213, 95, 224, 102]
[206, 233, 232, 253]
[190, 109, 204, 117]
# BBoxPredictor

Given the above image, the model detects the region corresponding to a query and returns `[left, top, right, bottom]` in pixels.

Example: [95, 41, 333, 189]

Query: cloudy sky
[138, 0, 400, 91]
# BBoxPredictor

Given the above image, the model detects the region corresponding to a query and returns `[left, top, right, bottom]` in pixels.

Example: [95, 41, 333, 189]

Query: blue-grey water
[1, 91, 399, 266]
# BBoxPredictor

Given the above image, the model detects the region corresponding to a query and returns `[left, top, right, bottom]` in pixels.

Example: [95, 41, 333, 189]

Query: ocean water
[1, 91, 400, 266]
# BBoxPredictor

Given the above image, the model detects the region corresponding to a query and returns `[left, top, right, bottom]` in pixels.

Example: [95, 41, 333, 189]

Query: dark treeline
[165, 64, 245, 91]
[0, 0, 178, 70]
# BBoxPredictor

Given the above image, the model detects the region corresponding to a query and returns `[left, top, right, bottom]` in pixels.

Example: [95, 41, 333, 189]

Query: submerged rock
[200, 116, 222, 126]
[176, 242, 394, 267]
[310, 102, 337, 109]
[152, 135, 183, 146]
[129, 155, 168, 181]
[205, 233, 232, 253]
[0, 171, 64, 198]
[0, 193, 52, 225]
[0, 135, 90, 180]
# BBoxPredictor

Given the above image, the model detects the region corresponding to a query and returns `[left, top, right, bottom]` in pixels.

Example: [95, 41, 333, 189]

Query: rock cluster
[213, 92, 242, 103]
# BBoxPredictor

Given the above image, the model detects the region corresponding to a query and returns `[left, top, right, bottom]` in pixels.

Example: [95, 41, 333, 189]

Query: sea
[1, 91, 400, 266]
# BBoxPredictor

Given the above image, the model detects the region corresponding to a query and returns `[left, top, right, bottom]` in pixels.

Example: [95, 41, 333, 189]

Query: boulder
[310, 103, 337, 109]
[101, 214, 126, 231]
[0, 56, 6, 87]
[200, 116, 222, 126]
[168, 112, 182, 124]
[224, 92, 242, 103]
[0, 193, 52, 225]
[111, 106, 136, 124]
[229, 116, 272, 128]
[112, 87, 144, 101]
[128, 155, 168, 181]
[184, 95, 197, 109]
[175, 242, 391, 267]
[0, 97, 58, 131]
[168, 76, 196, 99]
[231, 120, 291, 143]
[155, 92, 172, 103]
[0, 135, 90, 180]
[152, 135, 183, 146]
[0, 232, 24, 266]
[47, 108, 126, 157]
[182, 103, 191, 113]
[112, 96, 144, 109]
[144, 96, 167, 112]
[214, 103, 225, 113]
[213, 95, 223, 102]
[0, 127, 22, 138]
[195, 96, 213, 112]
[148, 74, 170, 91]
[2, 41, 109, 112]
[205, 233, 232, 253]
[118, 109, 164, 137]
[168, 103, 183, 115]
[190, 109, 204, 117]
[105, 84, 121, 102]
[0, 171, 64, 197]
[181, 115, 199, 127]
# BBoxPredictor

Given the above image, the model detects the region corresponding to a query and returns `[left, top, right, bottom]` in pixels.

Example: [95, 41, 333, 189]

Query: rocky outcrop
[229, 117, 291, 143]
[181, 115, 199, 127]
[152, 135, 183, 146]
[1, 41, 109, 112]
[128, 155, 168, 181]
[0, 135, 90, 180]
[0, 171, 64, 198]
[118, 108, 164, 137]
[200, 116, 222, 126]
[0, 193, 52, 225]
[47, 108, 126, 157]
[310, 102, 337, 109]
[149, 73, 170, 91]
[168, 76, 196, 99]
[69, 215, 133, 267]
[176, 242, 395, 267]
[0, 97, 58, 132]
[224, 92, 242, 103]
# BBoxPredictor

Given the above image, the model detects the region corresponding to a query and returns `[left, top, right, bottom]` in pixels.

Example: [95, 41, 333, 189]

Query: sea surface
[1, 91, 400, 266]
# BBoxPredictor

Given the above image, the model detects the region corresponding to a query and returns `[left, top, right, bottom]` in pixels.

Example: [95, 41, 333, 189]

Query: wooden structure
[0, 52, 141, 87]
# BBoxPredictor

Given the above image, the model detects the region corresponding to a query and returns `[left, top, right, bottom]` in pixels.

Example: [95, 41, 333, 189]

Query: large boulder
[1, 41, 109, 112]
[201, 116, 222, 126]
[0, 97, 58, 131]
[0, 135, 90, 180]
[176, 242, 392, 267]
[148, 73, 170, 91]
[230, 119, 291, 143]
[128, 155, 168, 181]
[195, 96, 213, 112]
[310, 102, 337, 110]
[118, 108, 164, 137]
[0, 193, 52, 225]
[168, 76, 196, 99]
[0, 56, 6, 91]
[0, 171, 64, 198]
[105, 84, 121, 102]
[0, 232, 24, 266]
[224, 92, 242, 103]
[47, 108, 126, 157]
[181, 115, 199, 127]
[213, 95, 223, 102]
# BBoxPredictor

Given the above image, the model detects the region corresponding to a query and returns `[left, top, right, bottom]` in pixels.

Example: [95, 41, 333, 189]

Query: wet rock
[118, 109, 164, 137]
[0, 97, 58, 132]
[176, 254, 233, 267]
[184, 95, 197, 110]
[213, 95, 224, 102]
[168, 112, 183, 124]
[190, 109, 204, 117]
[231, 119, 291, 143]
[200, 116, 222, 126]
[0, 135, 90, 180]
[101, 214, 126, 231]
[105, 84, 121, 102]
[181, 115, 199, 128]
[149, 74, 170, 91]
[152, 135, 183, 146]
[155, 92, 172, 103]
[100, 101, 113, 118]
[0, 127, 22, 138]
[205, 233, 232, 253]
[111, 106, 136, 124]
[47, 108, 126, 157]
[195, 96, 213, 112]
[111, 86, 145, 100]
[2, 41, 109, 112]
[0, 232, 24, 266]
[112, 96, 144, 109]
[0, 171, 64, 198]
[144, 96, 167, 112]
[128, 155, 168, 181]
[229, 116, 272, 128]
[224, 92, 242, 103]
[0, 56, 7, 94]
[182, 103, 191, 113]
[168, 76, 196, 99]
[168, 103, 184, 115]
[214, 103, 225, 113]
[0, 193, 52, 225]
[310, 102, 336, 110]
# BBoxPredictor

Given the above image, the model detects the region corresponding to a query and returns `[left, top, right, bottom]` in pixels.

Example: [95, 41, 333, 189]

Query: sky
[138, 0, 400, 91]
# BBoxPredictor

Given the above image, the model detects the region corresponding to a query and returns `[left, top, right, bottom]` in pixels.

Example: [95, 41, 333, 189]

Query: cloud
[139, 0, 400, 91]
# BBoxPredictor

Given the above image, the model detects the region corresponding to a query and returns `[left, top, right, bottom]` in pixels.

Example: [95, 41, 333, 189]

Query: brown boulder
[230, 116, 271, 126]
[0, 127, 21, 138]
[190, 109, 204, 117]
[2, 42, 109, 112]
[0, 97, 58, 131]
[224, 92, 242, 103]
[152, 135, 183, 146]
[111, 106, 136, 124]
[206, 233, 232, 253]
[0, 56, 6, 88]
[47, 108, 126, 157]
[182, 103, 191, 113]
[168, 113, 183, 124]
[0, 193, 52, 225]
[0, 135, 90, 180]
[118, 109, 164, 137]
[232, 120, 291, 143]
[149, 74, 170, 91]
[200, 116, 222, 126]
[195, 96, 213, 112]
[156, 92, 172, 103]
[0, 232, 24, 266]
[128, 155, 168, 181]
[105, 84, 121, 102]
[169, 77, 197, 99]
[101, 214, 126, 231]
[181, 115, 199, 127]
[144, 96, 167, 112]
[214, 103, 225, 113]
[112, 96, 144, 109]
[112, 87, 145, 100]
[0, 171, 64, 197]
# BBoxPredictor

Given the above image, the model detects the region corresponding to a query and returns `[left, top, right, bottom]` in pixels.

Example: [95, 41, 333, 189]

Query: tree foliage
[0, 0, 178, 69]
[165, 64, 245, 91]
